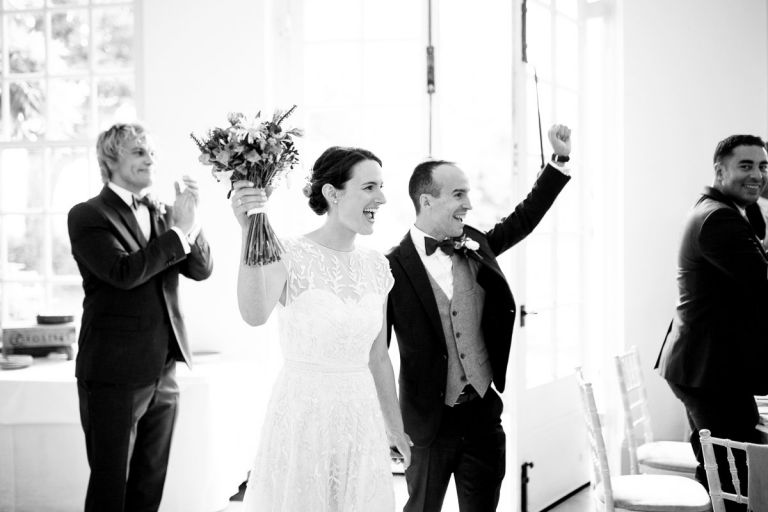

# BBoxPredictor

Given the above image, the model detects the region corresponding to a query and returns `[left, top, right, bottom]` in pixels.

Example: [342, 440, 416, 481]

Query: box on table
[1, 323, 76, 360]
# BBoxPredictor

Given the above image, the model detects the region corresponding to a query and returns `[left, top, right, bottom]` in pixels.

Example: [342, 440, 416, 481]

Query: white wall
[139, 0, 280, 359]
[620, 0, 768, 440]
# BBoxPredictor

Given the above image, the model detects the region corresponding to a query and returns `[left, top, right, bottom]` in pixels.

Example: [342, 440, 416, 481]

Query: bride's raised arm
[231, 180, 287, 326]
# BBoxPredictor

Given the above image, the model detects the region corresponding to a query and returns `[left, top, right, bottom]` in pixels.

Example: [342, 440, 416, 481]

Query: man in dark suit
[387, 125, 572, 512]
[656, 134, 768, 502]
[68, 123, 213, 512]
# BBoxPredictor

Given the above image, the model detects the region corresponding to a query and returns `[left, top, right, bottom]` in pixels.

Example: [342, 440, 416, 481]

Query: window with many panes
[0, 0, 137, 325]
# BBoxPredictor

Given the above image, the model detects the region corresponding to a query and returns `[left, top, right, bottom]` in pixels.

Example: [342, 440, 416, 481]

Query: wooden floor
[222, 477, 593, 512]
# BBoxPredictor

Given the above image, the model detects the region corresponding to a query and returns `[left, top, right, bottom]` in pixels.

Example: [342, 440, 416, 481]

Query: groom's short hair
[409, 159, 454, 213]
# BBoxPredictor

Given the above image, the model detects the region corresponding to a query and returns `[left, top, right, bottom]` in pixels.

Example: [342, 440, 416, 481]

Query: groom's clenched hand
[548, 124, 572, 157]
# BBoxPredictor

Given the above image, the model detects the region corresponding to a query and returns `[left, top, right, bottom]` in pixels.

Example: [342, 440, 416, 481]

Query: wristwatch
[551, 153, 570, 164]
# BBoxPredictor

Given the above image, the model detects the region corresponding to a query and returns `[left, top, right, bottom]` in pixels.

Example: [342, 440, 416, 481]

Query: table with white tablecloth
[0, 356, 265, 512]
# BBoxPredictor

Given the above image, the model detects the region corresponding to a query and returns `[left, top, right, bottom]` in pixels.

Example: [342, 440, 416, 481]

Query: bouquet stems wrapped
[191, 106, 303, 266]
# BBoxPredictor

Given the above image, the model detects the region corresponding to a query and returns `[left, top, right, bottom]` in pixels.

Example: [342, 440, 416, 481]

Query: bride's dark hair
[304, 146, 382, 215]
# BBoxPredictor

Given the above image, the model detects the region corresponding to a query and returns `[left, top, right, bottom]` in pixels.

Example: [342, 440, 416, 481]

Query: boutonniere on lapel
[148, 195, 167, 216]
[454, 235, 483, 260]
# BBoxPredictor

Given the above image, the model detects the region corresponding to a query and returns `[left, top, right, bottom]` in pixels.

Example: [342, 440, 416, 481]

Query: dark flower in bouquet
[191, 106, 303, 265]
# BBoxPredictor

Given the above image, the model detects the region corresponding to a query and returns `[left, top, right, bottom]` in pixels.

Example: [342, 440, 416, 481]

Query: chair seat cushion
[595, 474, 711, 512]
[638, 441, 698, 472]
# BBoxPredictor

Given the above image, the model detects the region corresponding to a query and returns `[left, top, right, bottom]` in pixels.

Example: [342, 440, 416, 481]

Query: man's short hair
[713, 134, 767, 164]
[408, 159, 454, 213]
[96, 123, 146, 183]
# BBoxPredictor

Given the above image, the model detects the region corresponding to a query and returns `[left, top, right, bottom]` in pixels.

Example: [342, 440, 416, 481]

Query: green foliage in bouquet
[191, 106, 303, 266]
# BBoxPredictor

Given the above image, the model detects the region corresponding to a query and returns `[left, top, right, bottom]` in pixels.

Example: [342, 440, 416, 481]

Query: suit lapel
[463, 227, 507, 283]
[100, 186, 147, 248]
[396, 232, 445, 343]
[701, 187, 767, 253]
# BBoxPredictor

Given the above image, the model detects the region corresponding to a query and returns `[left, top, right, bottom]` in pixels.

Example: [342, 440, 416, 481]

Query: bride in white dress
[230, 146, 412, 511]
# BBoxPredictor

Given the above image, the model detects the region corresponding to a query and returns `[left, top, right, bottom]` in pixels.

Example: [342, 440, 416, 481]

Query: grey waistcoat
[425, 253, 492, 406]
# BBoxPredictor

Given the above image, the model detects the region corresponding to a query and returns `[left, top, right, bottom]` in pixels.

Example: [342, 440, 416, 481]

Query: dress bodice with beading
[242, 236, 396, 512]
[279, 236, 393, 368]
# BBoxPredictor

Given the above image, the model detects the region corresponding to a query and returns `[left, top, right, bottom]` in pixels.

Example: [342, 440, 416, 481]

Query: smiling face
[415, 164, 472, 239]
[332, 159, 386, 236]
[109, 134, 156, 195]
[714, 144, 768, 207]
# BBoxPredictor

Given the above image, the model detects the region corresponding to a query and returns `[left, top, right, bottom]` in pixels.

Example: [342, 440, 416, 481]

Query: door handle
[520, 304, 537, 327]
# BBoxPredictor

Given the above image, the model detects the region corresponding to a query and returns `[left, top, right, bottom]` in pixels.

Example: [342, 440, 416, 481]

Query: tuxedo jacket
[656, 187, 768, 394]
[68, 186, 213, 385]
[386, 165, 570, 445]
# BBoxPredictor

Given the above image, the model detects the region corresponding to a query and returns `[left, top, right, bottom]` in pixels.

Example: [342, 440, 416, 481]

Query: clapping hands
[172, 175, 199, 234]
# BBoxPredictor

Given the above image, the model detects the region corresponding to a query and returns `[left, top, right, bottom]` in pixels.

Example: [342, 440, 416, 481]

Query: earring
[333, 199, 338, 204]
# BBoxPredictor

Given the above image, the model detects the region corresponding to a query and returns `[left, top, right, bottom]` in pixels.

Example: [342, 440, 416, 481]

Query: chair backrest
[614, 346, 654, 474]
[698, 429, 748, 512]
[576, 367, 615, 512]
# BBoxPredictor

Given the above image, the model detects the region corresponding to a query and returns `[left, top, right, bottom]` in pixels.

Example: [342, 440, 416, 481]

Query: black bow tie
[424, 237, 456, 256]
[132, 195, 155, 211]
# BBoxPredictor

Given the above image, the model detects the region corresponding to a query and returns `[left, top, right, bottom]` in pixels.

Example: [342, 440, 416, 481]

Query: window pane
[1, 148, 45, 211]
[363, 0, 420, 39]
[304, 43, 363, 107]
[3, 282, 44, 323]
[48, 78, 90, 139]
[555, 16, 578, 84]
[10, 81, 46, 141]
[50, 147, 91, 211]
[362, 41, 421, 106]
[525, 311, 555, 387]
[556, 0, 578, 19]
[48, 0, 88, 6]
[4, 0, 44, 10]
[5, 214, 45, 277]
[526, 234, 554, 307]
[97, 77, 136, 129]
[527, 2, 552, 81]
[304, 0, 363, 41]
[94, 7, 134, 69]
[9, 12, 46, 74]
[51, 10, 90, 73]
[49, 283, 83, 315]
[52, 214, 77, 275]
[554, 304, 580, 377]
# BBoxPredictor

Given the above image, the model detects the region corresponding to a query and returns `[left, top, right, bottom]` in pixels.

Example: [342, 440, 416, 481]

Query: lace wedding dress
[242, 236, 396, 511]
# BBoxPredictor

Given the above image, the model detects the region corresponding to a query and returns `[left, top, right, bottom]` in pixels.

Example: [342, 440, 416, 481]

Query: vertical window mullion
[89, 3, 97, 134]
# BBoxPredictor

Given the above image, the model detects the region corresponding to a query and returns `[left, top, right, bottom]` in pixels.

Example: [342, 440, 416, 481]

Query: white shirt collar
[107, 182, 141, 208]
[736, 204, 748, 219]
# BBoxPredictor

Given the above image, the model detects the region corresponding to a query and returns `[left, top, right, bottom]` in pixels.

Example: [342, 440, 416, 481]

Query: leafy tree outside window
[0, 0, 138, 325]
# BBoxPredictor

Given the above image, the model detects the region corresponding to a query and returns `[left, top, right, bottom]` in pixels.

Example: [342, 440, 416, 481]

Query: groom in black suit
[387, 125, 572, 511]
[68, 123, 213, 512]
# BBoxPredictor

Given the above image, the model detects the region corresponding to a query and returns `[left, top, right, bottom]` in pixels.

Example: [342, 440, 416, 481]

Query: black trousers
[404, 389, 506, 512]
[667, 381, 760, 512]
[78, 360, 179, 512]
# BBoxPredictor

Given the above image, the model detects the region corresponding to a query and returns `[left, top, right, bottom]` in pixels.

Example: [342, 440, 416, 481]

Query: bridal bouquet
[191, 106, 303, 266]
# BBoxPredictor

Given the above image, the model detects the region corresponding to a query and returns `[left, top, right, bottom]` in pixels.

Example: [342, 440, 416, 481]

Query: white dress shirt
[410, 225, 454, 300]
[107, 182, 191, 254]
